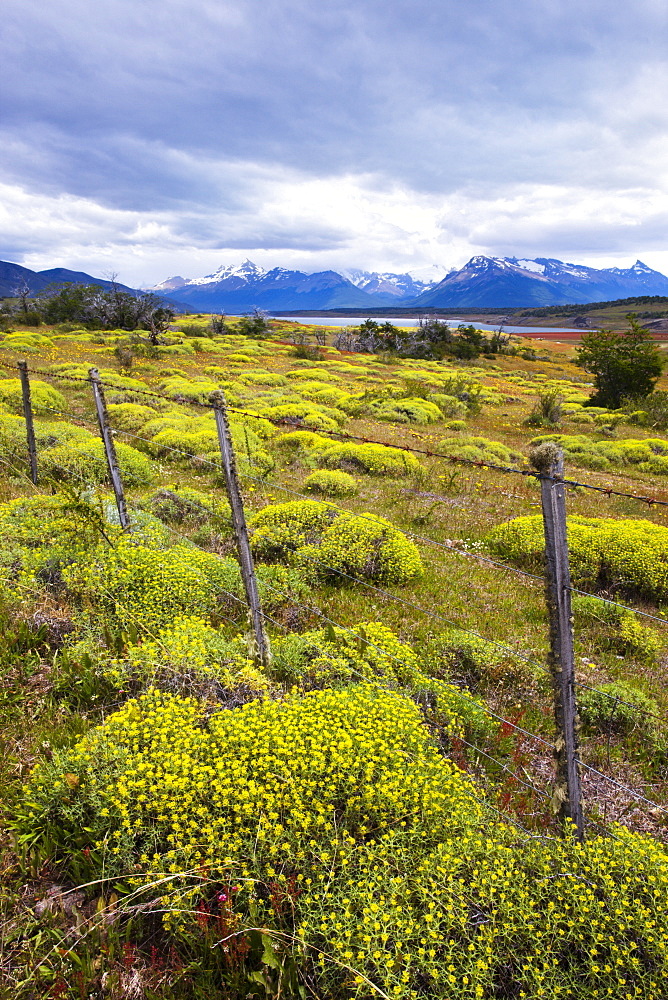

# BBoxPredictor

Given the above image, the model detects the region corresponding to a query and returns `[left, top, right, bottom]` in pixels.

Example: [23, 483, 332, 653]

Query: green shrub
[531, 433, 668, 474]
[439, 435, 521, 467]
[0, 378, 66, 415]
[250, 499, 422, 585]
[106, 402, 160, 431]
[578, 680, 662, 740]
[143, 486, 230, 525]
[258, 402, 345, 432]
[238, 371, 289, 387]
[572, 593, 663, 662]
[40, 438, 154, 487]
[285, 367, 341, 382]
[303, 469, 358, 496]
[61, 536, 303, 633]
[317, 441, 422, 476]
[16, 687, 668, 999]
[431, 393, 468, 418]
[370, 397, 443, 424]
[157, 375, 222, 403]
[111, 615, 273, 697]
[487, 514, 668, 602]
[271, 620, 489, 739]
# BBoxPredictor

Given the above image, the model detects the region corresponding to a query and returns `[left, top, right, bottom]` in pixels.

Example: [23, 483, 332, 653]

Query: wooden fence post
[211, 391, 272, 667]
[88, 368, 130, 530]
[17, 361, 38, 485]
[531, 442, 585, 841]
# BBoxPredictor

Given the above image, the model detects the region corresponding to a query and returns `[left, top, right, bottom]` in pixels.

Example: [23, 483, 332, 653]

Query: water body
[276, 315, 586, 335]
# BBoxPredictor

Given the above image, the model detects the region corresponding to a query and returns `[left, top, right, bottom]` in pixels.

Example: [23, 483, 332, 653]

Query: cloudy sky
[3, 0, 668, 285]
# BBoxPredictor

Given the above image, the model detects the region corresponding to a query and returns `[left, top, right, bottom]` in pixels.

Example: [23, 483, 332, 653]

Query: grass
[1, 318, 668, 997]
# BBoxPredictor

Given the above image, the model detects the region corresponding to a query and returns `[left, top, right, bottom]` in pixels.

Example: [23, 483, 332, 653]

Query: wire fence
[16, 395, 668, 729]
[4, 357, 668, 506]
[2, 359, 668, 837]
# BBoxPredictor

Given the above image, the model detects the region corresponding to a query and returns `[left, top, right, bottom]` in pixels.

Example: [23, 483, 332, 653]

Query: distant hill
[411, 257, 668, 308]
[0, 261, 188, 311]
[5, 255, 668, 312]
[0, 261, 138, 299]
[150, 260, 385, 312]
[150, 256, 668, 310]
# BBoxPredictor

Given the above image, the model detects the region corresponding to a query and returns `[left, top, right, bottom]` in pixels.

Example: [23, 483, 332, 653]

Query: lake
[274, 315, 587, 335]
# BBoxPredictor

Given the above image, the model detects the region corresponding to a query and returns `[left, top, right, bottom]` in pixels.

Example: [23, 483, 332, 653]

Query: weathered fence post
[88, 368, 130, 530]
[17, 360, 38, 485]
[211, 391, 272, 667]
[531, 442, 585, 840]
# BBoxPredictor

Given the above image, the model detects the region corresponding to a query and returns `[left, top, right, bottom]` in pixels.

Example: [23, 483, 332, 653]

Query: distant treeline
[277, 295, 668, 320]
[518, 295, 668, 318]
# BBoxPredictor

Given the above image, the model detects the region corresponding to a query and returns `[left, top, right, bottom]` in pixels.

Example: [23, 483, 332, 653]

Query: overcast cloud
[2, 0, 668, 284]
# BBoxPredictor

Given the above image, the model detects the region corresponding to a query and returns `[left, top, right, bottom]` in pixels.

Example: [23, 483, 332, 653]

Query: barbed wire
[5, 357, 668, 506]
[19, 396, 668, 727]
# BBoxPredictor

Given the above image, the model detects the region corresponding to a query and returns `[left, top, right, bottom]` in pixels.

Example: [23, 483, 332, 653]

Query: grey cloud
[3, 0, 668, 273]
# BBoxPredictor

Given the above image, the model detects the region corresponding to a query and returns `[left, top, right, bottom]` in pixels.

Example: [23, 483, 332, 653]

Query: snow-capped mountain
[412, 256, 668, 308]
[341, 265, 448, 300]
[150, 260, 377, 311]
[147, 256, 668, 311]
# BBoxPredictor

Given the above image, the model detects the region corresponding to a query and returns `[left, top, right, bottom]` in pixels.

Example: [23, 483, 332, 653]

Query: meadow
[1, 314, 668, 998]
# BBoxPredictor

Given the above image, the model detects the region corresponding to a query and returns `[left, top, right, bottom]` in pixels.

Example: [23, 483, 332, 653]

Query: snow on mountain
[342, 265, 448, 300]
[148, 256, 668, 310]
[412, 256, 668, 308]
[514, 259, 545, 274]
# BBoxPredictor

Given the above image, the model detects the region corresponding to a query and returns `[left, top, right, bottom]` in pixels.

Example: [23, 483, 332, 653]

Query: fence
[5, 359, 668, 844]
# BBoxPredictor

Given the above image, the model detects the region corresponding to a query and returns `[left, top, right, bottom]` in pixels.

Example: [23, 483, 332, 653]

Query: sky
[2, 0, 668, 286]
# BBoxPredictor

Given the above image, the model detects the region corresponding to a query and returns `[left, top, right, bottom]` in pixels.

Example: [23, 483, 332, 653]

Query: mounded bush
[370, 397, 443, 424]
[303, 469, 358, 496]
[16, 687, 668, 999]
[487, 514, 668, 602]
[439, 435, 522, 467]
[0, 378, 66, 415]
[250, 500, 422, 584]
[531, 433, 668, 474]
[258, 402, 344, 432]
[40, 438, 154, 487]
[578, 680, 662, 742]
[317, 441, 422, 476]
[572, 594, 663, 663]
[106, 402, 161, 431]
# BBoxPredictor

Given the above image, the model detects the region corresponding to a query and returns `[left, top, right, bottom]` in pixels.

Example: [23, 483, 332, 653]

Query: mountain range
[3, 255, 668, 312]
[0, 260, 137, 299]
[149, 257, 668, 311]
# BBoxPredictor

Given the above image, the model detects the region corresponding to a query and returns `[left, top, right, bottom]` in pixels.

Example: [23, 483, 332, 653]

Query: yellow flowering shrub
[573, 593, 663, 663]
[316, 440, 422, 476]
[301, 827, 668, 999]
[487, 514, 668, 602]
[0, 377, 66, 415]
[303, 469, 358, 496]
[439, 435, 521, 467]
[0, 414, 94, 467]
[369, 397, 443, 424]
[257, 402, 343, 433]
[61, 536, 308, 633]
[19, 683, 481, 883]
[250, 500, 422, 584]
[112, 614, 274, 696]
[39, 437, 154, 487]
[271, 620, 490, 739]
[142, 485, 232, 529]
[531, 432, 668, 474]
[17, 688, 668, 998]
[106, 402, 162, 431]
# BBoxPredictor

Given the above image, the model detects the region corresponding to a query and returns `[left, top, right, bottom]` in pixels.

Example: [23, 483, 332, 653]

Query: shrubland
[0, 317, 667, 998]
